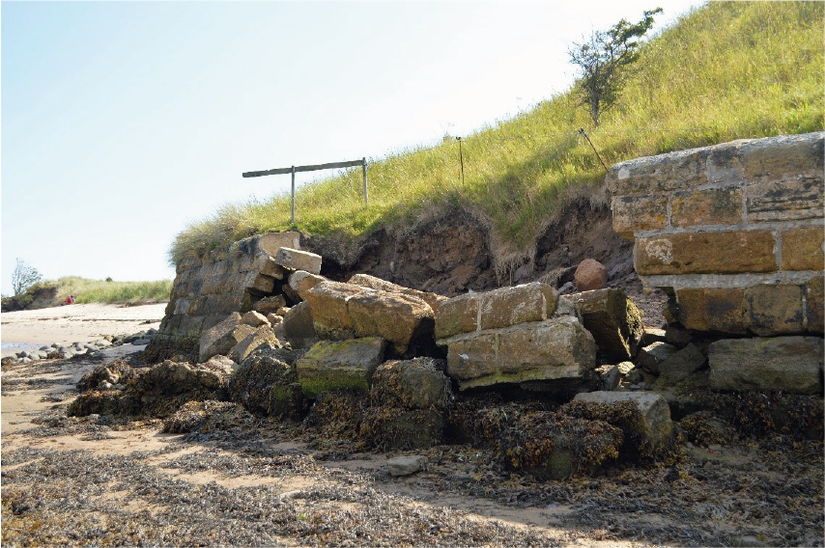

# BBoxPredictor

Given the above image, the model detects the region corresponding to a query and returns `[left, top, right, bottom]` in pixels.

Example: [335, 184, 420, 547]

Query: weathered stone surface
[806, 276, 824, 333]
[296, 337, 387, 399]
[606, 147, 707, 195]
[386, 455, 427, 476]
[244, 272, 275, 295]
[255, 253, 287, 280]
[253, 295, 287, 315]
[304, 281, 365, 340]
[637, 341, 679, 375]
[282, 301, 318, 349]
[709, 336, 823, 394]
[199, 313, 250, 363]
[593, 364, 620, 390]
[446, 316, 596, 390]
[370, 358, 452, 410]
[747, 178, 824, 222]
[348, 273, 448, 313]
[569, 288, 644, 361]
[434, 293, 480, 340]
[671, 187, 743, 227]
[741, 132, 824, 182]
[782, 226, 824, 271]
[676, 287, 748, 334]
[229, 325, 280, 364]
[636, 231, 777, 276]
[289, 270, 327, 300]
[745, 284, 804, 335]
[572, 391, 674, 448]
[479, 282, 559, 331]
[241, 311, 270, 328]
[657, 343, 706, 382]
[574, 259, 608, 291]
[274, 247, 322, 274]
[348, 290, 434, 354]
[611, 194, 668, 239]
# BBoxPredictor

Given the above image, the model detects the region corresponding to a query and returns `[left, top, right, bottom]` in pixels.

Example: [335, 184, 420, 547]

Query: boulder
[569, 288, 644, 361]
[228, 345, 304, 418]
[445, 316, 597, 390]
[387, 455, 427, 477]
[364, 407, 446, 450]
[241, 311, 270, 328]
[571, 391, 675, 457]
[348, 290, 435, 355]
[274, 247, 322, 275]
[574, 259, 608, 291]
[199, 313, 251, 363]
[348, 273, 448, 313]
[592, 364, 620, 390]
[370, 358, 452, 410]
[253, 295, 287, 315]
[708, 336, 823, 394]
[637, 341, 679, 375]
[304, 281, 365, 340]
[657, 343, 706, 383]
[228, 325, 280, 364]
[296, 337, 387, 399]
[282, 301, 318, 349]
[289, 270, 327, 300]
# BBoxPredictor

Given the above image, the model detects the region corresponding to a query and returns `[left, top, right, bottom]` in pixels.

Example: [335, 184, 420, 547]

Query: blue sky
[1, 0, 701, 296]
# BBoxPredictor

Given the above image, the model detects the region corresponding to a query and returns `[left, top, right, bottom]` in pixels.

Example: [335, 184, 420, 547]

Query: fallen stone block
[296, 337, 387, 399]
[370, 358, 452, 410]
[253, 295, 287, 315]
[274, 247, 322, 275]
[229, 325, 281, 364]
[387, 455, 427, 477]
[199, 313, 255, 363]
[658, 343, 707, 383]
[282, 301, 318, 349]
[708, 336, 823, 394]
[570, 391, 675, 459]
[228, 345, 303, 418]
[569, 288, 644, 361]
[637, 341, 679, 375]
[348, 273, 448, 313]
[445, 316, 597, 390]
[348, 290, 434, 355]
[241, 311, 270, 328]
[304, 281, 365, 340]
[289, 270, 327, 300]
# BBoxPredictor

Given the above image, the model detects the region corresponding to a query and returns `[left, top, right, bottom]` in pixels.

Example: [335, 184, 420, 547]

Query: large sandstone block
[675, 287, 748, 334]
[741, 132, 824, 183]
[708, 336, 823, 394]
[296, 337, 387, 398]
[274, 247, 322, 275]
[611, 194, 668, 240]
[782, 226, 824, 271]
[806, 276, 824, 333]
[606, 147, 708, 195]
[289, 270, 327, 300]
[671, 186, 743, 228]
[745, 284, 804, 335]
[370, 358, 452, 410]
[746, 178, 824, 222]
[199, 313, 251, 362]
[636, 231, 777, 276]
[304, 281, 365, 340]
[229, 325, 280, 364]
[445, 316, 596, 390]
[348, 290, 434, 355]
[282, 301, 318, 349]
[348, 273, 448, 313]
[569, 288, 644, 361]
[435, 282, 559, 340]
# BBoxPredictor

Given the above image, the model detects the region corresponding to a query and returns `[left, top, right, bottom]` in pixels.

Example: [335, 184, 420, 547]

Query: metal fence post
[291, 166, 296, 224]
[362, 157, 368, 207]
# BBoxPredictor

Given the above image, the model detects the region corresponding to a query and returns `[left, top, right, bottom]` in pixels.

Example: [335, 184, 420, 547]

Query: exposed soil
[307, 196, 666, 328]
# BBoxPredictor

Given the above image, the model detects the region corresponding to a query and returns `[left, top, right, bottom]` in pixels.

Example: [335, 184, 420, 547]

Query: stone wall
[155, 232, 302, 345]
[607, 132, 824, 336]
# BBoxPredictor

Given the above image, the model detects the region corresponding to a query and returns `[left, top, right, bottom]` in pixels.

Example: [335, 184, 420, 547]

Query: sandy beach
[1, 302, 167, 357]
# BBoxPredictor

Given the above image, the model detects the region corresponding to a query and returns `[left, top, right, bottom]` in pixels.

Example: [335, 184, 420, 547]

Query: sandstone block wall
[157, 232, 302, 342]
[607, 132, 824, 336]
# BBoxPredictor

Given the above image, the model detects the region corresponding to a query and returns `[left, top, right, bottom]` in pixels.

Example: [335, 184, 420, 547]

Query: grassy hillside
[171, 1, 824, 266]
[42, 277, 171, 305]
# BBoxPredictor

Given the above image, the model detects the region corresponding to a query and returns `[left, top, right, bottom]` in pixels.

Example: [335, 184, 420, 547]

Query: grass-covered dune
[2, 277, 172, 310]
[171, 2, 824, 269]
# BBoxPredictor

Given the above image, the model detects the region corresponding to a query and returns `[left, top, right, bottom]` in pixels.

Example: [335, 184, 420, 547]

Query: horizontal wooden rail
[243, 159, 365, 178]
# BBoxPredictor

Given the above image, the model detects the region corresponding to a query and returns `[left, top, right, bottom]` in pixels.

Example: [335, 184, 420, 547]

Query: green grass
[171, 1, 824, 266]
[37, 277, 172, 305]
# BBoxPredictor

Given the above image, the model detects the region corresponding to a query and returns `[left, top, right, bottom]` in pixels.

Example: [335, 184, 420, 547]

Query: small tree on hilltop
[12, 258, 42, 296]
[568, 7, 663, 127]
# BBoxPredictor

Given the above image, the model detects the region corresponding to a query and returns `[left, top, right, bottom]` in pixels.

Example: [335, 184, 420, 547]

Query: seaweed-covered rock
[370, 358, 452, 410]
[296, 337, 386, 399]
[76, 359, 135, 392]
[228, 344, 305, 418]
[498, 411, 623, 480]
[364, 407, 446, 450]
[302, 389, 370, 449]
[162, 400, 255, 434]
[679, 411, 737, 447]
[67, 391, 122, 417]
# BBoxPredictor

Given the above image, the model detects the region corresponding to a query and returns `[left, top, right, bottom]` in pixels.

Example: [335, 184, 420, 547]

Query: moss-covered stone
[296, 337, 386, 399]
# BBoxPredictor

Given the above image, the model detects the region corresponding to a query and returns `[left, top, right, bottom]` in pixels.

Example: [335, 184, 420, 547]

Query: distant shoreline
[1, 302, 166, 358]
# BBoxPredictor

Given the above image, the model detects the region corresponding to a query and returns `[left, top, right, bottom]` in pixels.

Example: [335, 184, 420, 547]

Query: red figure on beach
[62, 295, 75, 305]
